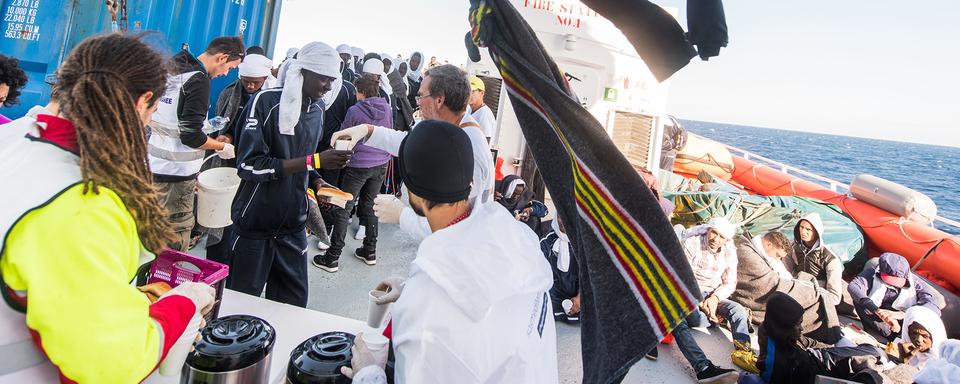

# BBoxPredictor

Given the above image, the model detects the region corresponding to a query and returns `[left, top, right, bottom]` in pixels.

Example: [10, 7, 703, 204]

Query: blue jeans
[690, 295, 751, 345]
[673, 319, 711, 373]
[672, 295, 751, 373]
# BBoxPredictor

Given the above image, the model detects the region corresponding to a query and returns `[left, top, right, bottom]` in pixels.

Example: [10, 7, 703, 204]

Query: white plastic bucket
[196, 167, 241, 228]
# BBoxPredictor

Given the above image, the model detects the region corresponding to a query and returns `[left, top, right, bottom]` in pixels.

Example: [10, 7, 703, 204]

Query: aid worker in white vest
[148, 36, 245, 251]
[340, 120, 558, 384]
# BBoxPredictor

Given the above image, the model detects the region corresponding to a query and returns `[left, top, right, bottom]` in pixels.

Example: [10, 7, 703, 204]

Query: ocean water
[682, 120, 960, 234]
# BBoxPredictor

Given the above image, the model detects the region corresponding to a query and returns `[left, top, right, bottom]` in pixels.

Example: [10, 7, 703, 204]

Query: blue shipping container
[0, 0, 283, 119]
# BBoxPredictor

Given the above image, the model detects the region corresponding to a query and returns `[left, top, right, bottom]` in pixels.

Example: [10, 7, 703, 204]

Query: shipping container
[0, 0, 283, 119]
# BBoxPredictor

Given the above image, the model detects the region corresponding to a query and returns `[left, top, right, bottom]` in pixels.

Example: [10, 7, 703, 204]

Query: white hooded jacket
[899, 305, 948, 369]
[390, 201, 559, 384]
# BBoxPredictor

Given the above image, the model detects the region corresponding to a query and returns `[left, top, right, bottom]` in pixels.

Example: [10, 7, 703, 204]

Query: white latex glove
[217, 143, 236, 160]
[330, 124, 371, 150]
[374, 277, 405, 305]
[161, 281, 216, 315]
[340, 334, 379, 379]
[373, 194, 403, 224]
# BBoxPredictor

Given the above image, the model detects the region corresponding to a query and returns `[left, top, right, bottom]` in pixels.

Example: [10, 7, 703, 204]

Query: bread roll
[317, 187, 353, 209]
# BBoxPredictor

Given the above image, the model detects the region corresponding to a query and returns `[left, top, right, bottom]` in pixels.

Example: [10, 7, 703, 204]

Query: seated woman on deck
[495, 174, 548, 234]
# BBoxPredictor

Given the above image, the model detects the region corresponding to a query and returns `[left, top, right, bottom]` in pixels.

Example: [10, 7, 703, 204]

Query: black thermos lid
[186, 315, 276, 372]
[287, 332, 355, 384]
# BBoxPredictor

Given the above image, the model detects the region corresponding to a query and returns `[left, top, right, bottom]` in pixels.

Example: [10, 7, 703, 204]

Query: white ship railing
[722, 144, 960, 233]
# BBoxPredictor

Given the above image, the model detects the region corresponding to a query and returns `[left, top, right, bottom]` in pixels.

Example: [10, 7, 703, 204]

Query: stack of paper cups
[367, 290, 390, 329]
[362, 332, 390, 369]
[159, 313, 203, 376]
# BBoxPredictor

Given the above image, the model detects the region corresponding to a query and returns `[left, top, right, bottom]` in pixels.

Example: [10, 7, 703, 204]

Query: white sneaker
[317, 239, 329, 250]
[354, 226, 366, 240]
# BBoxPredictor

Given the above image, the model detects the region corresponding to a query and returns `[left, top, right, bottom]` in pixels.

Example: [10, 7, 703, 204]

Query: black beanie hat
[764, 292, 804, 330]
[398, 120, 473, 203]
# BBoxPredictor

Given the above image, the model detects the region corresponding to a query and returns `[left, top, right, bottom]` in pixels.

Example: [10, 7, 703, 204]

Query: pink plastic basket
[147, 249, 229, 321]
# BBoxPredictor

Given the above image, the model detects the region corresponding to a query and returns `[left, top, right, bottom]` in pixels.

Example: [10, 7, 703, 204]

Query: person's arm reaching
[821, 257, 843, 306]
[237, 97, 351, 182]
[177, 73, 226, 151]
[332, 124, 407, 155]
[848, 267, 877, 314]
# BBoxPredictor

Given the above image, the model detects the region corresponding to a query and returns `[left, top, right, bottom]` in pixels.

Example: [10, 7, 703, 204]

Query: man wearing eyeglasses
[148, 36, 245, 251]
[332, 64, 495, 241]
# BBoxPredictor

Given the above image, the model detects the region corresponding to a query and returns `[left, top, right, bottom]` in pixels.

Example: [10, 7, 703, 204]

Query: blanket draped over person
[731, 235, 841, 343]
[468, 1, 701, 382]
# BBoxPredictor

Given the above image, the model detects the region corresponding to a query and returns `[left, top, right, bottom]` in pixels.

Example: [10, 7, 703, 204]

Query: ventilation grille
[479, 76, 502, 116]
[611, 111, 655, 171]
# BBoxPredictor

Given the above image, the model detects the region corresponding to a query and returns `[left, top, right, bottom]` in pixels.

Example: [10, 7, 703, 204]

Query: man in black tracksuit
[228, 42, 351, 307]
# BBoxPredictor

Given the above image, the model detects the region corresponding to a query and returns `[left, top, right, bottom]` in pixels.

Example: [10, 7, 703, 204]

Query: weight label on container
[3, 0, 41, 41]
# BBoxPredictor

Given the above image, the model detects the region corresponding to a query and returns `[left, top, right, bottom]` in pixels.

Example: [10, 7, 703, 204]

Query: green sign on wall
[603, 87, 618, 102]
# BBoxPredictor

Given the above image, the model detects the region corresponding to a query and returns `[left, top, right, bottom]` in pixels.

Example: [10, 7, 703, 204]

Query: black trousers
[206, 224, 234, 266]
[810, 344, 884, 380]
[226, 230, 309, 307]
[329, 165, 387, 256]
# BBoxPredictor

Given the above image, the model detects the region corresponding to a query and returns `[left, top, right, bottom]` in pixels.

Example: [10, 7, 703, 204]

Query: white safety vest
[147, 71, 206, 177]
[867, 274, 918, 311]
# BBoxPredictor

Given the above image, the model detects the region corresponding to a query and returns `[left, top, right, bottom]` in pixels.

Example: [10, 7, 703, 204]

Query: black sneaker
[354, 248, 376, 265]
[644, 346, 658, 361]
[696, 364, 738, 384]
[312, 253, 339, 273]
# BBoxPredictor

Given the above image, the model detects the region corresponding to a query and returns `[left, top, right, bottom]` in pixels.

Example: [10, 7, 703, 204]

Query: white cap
[285, 47, 299, 59]
[277, 41, 341, 136]
[351, 46, 364, 58]
[237, 54, 273, 78]
[336, 44, 351, 54]
[362, 58, 385, 76]
[707, 217, 736, 239]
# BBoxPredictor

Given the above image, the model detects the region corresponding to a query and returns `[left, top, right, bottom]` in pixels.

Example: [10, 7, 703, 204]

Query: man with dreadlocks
[227, 41, 352, 307]
[148, 36, 246, 251]
[0, 34, 215, 382]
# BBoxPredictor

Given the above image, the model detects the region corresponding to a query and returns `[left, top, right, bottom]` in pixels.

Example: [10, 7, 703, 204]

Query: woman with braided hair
[0, 34, 215, 382]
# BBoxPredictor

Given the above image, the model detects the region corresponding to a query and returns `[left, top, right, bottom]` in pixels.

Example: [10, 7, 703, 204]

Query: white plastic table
[1, 290, 366, 384]
[146, 289, 366, 383]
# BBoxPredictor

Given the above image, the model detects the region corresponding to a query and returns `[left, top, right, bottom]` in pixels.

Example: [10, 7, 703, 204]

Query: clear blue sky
[275, 0, 959, 147]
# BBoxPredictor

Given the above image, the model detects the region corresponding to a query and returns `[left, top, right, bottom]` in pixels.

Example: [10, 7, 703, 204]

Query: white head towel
[276, 42, 341, 135]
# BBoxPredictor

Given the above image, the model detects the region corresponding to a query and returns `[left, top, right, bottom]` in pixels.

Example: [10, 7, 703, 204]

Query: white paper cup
[367, 290, 390, 328]
[335, 140, 351, 150]
[159, 313, 202, 376]
[361, 332, 390, 368]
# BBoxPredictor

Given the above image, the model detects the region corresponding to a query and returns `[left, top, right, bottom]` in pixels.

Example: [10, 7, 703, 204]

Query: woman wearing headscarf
[539, 217, 580, 323]
[382, 61, 415, 198]
[495, 174, 548, 233]
[388, 62, 415, 131]
[406, 51, 424, 110]
[886, 305, 947, 369]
